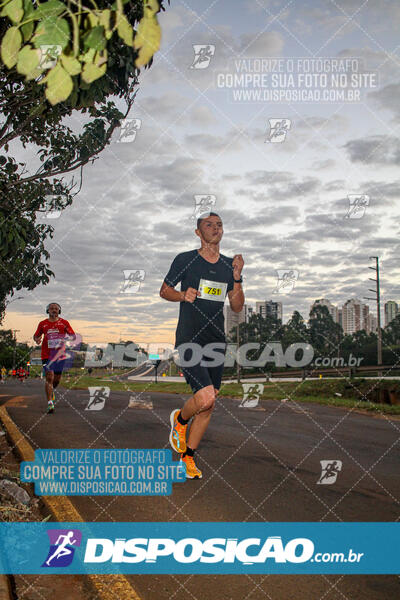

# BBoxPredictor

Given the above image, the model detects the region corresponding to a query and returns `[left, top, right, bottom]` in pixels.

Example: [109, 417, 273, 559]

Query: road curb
[0, 405, 143, 600]
[0, 574, 12, 600]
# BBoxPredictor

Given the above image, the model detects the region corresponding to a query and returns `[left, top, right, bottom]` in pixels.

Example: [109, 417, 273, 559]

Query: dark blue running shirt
[163, 249, 235, 347]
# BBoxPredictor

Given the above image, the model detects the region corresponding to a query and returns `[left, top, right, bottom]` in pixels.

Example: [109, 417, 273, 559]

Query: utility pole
[154, 360, 161, 384]
[236, 319, 240, 384]
[12, 329, 20, 369]
[364, 256, 382, 365]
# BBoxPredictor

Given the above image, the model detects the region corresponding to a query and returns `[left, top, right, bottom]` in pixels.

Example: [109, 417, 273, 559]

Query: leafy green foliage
[0, 0, 163, 105]
[0, 328, 31, 368]
[308, 304, 342, 356]
[229, 307, 398, 368]
[281, 310, 309, 349]
[0, 0, 169, 321]
[133, 0, 160, 66]
[383, 314, 400, 345]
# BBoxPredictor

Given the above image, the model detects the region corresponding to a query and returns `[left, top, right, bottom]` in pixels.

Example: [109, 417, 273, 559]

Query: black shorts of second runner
[177, 343, 226, 394]
[42, 358, 65, 375]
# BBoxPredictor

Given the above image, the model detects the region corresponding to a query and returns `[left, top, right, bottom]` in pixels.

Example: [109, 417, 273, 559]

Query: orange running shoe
[169, 409, 187, 453]
[180, 454, 202, 479]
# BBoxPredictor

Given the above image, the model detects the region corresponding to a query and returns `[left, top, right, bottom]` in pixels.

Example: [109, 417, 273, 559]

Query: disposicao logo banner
[0, 522, 398, 574]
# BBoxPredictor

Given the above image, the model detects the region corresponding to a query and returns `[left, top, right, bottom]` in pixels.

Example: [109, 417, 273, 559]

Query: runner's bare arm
[159, 282, 200, 303]
[33, 328, 42, 344]
[65, 321, 76, 341]
[33, 323, 43, 345]
[228, 253, 245, 312]
[228, 285, 244, 313]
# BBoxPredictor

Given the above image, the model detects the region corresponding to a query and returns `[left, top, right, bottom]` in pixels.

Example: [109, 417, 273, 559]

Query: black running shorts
[177, 344, 226, 394]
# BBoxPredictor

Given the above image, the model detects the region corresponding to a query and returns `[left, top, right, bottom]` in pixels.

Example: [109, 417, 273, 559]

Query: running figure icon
[45, 531, 77, 566]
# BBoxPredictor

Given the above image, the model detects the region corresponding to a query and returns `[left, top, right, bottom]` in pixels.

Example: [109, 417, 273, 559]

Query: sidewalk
[0, 404, 139, 600]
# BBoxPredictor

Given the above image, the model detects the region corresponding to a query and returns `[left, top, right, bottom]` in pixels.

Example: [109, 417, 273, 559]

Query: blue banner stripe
[0, 523, 399, 574]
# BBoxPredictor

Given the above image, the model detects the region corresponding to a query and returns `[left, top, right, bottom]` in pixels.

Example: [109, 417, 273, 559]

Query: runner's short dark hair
[197, 212, 221, 229]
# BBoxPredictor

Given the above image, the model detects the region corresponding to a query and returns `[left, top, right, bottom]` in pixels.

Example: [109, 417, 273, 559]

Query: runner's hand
[183, 287, 201, 303]
[232, 254, 244, 279]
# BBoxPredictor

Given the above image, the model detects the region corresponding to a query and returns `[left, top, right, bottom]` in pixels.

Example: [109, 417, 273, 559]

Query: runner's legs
[43, 358, 64, 397]
[186, 386, 219, 449]
[44, 370, 55, 402]
[171, 345, 225, 466]
[53, 373, 62, 390]
[179, 347, 225, 448]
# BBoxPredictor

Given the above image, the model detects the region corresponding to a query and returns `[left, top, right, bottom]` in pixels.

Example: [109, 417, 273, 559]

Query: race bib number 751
[198, 279, 227, 302]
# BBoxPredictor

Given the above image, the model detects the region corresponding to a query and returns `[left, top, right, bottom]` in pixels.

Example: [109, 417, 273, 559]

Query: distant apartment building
[247, 306, 254, 322]
[255, 300, 283, 322]
[368, 313, 378, 334]
[384, 301, 398, 327]
[224, 304, 247, 337]
[310, 298, 339, 322]
[341, 299, 369, 334]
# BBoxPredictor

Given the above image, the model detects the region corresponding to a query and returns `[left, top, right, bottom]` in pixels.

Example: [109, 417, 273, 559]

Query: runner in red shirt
[17, 367, 26, 383]
[33, 303, 75, 413]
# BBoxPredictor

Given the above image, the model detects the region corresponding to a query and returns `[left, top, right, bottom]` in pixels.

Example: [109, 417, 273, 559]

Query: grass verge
[63, 376, 400, 415]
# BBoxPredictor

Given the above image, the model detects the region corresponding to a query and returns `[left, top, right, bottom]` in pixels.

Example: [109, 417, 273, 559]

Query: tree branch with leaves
[0, 0, 168, 321]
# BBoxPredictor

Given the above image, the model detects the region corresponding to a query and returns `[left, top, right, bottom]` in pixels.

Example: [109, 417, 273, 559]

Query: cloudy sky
[5, 0, 400, 347]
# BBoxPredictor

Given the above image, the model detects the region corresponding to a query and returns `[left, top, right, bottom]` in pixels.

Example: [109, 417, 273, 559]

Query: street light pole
[154, 360, 161, 384]
[12, 329, 20, 369]
[364, 256, 382, 366]
[6, 296, 24, 308]
[376, 258, 383, 366]
[236, 320, 240, 384]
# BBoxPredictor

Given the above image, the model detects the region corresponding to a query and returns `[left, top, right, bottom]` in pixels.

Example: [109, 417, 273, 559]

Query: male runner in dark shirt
[160, 212, 244, 479]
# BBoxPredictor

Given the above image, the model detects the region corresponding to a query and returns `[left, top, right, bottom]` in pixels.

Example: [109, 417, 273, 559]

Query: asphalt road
[1, 379, 399, 600]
